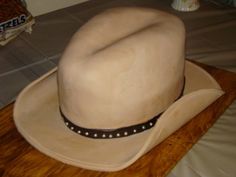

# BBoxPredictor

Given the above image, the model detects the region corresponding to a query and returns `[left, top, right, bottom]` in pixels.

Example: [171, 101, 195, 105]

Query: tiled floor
[0, 0, 236, 109]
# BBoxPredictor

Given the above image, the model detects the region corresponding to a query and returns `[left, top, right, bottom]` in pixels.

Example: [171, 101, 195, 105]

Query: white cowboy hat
[13, 7, 224, 171]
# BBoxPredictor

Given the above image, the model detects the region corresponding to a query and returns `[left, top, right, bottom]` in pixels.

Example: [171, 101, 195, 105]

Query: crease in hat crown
[57, 7, 186, 130]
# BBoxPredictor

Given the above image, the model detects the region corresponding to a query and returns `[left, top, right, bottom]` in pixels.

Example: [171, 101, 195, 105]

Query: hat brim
[13, 61, 224, 171]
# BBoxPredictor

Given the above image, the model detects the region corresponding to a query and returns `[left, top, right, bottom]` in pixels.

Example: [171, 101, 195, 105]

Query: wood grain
[0, 62, 236, 177]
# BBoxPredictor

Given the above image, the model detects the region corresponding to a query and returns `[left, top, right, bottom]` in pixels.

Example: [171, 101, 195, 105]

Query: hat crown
[58, 8, 185, 129]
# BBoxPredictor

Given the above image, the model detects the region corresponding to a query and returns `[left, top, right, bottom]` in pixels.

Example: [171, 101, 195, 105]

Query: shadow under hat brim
[13, 61, 224, 171]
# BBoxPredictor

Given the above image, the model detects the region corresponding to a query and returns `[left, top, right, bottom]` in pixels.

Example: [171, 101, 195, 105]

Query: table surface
[1, 62, 236, 177]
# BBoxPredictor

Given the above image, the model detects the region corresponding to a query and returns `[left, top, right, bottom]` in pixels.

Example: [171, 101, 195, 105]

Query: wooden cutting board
[1, 62, 236, 177]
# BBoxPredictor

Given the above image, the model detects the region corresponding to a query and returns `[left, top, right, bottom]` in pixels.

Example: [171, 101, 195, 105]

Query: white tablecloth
[167, 2, 236, 177]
